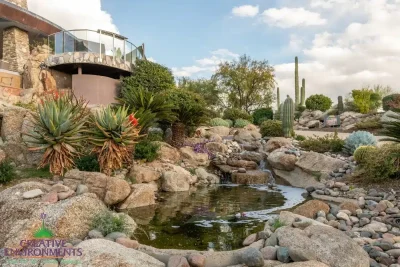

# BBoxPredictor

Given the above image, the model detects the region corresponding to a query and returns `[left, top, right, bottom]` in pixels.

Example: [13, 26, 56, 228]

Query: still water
[128, 184, 306, 251]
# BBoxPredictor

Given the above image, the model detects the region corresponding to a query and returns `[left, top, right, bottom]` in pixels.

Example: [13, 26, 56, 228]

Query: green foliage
[355, 117, 382, 130]
[351, 89, 383, 114]
[122, 59, 175, 93]
[272, 218, 285, 230]
[118, 86, 175, 133]
[222, 108, 253, 123]
[282, 96, 294, 138]
[252, 108, 273, 125]
[234, 119, 251, 128]
[75, 154, 100, 172]
[353, 145, 377, 164]
[383, 94, 400, 111]
[295, 135, 306, 141]
[299, 132, 344, 153]
[91, 211, 130, 236]
[166, 89, 209, 127]
[14, 101, 37, 112]
[177, 77, 222, 109]
[209, 118, 230, 127]
[18, 167, 52, 179]
[23, 93, 89, 176]
[305, 94, 332, 112]
[213, 54, 276, 112]
[356, 144, 400, 182]
[343, 131, 377, 155]
[381, 111, 400, 142]
[147, 131, 164, 142]
[260, 120, 283, 137]
[277, 87, 280, 108]
[0, 161, 16, 184]
[134, 140, 160, 162]
[224, 119, 233, 128]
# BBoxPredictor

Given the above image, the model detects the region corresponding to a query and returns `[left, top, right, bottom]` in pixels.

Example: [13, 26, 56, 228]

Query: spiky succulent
[23, 93, 89, 176]
[88, 105, 141, 175]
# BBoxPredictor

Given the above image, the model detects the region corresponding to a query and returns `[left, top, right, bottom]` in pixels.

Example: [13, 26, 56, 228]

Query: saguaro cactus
[277, 87, 280, 108]
[295, 57, 299, 106]
[301, 79, 306, 107]
[338, 96, 344, 114]
[282, 95, 294, 138]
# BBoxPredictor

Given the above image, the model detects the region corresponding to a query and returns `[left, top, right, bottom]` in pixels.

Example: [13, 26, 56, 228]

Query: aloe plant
[88, 106, 141, 175]
[23, 93, 89, 176]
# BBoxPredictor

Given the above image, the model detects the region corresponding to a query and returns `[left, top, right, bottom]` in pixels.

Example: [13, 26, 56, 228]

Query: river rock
[195, 167, 220, 185]
[243, 233, 257, 246]
[104, 176, 131, 205]
[261, 246, 277, 260]
[129, 165, 161, 183]
[232, 171, 271, 184]
[240, 151, 264, 163]
[187, 254, 206, 267]
[241, 247, 264, 267]
[119, 183, 156, 209]
[359, 220, 388, 233]
[115, 237, 139, 249]
[88, 229, 104, 239]
[293, 200, 330, 219]
[22, 189, 44, 199]
[275, 261, 330, 267]
[339, 201, 360, 216]
[267, 150, 297, 171]
[264, 137, 292, 152]
[277, 247, 291, 263]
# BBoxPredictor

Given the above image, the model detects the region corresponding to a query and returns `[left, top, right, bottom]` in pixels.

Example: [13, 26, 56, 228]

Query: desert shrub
[0, 161, 16, 184]
[234, 119, 251, 128]
[355, 117, 382, 130]
[91, 211, 130, 236]
[147, 131, 163, 142]
[343, 131, 377, 155]
[222, 108, 253, 123]
[353, 145, 377, 164]
[305, 94, 332, 112]
[260, 120, 283, 137]
[209, 118, 230, 127]
[299, 132, 344, 153]
[271, 218, 285, 230]
[134, 140, 160, 162]
[356, 144, 400, 182]
[383, 94, 400, 111]
[252, 108, 273, 125]
[14, 101, 37, 111]
[295, 135, 306, 141]
[352, 89, 373, 114]
[75, 154, 100, 172]
[224, 119, 233, 127]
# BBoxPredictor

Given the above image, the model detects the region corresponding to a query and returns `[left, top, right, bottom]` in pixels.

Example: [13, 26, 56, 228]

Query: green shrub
[260, 120, 283, 137]
[353, 145, 377, 164]
[252, 108, 273, 125]
[352, 89, 373, 114]
[305, 94, 333, 112]
[134, 140, 160, 162]
[383, 94, 400, 111]
[343, 131, 377, 155]
[234, 119, 251, 128]
[14, 101, 37, 112]
[355, 117, 382, 130]
[271, 218, 285, 230]
[224, 119, 233, 127]
[75, 154, 100, 172]
[295, 135, 306, 141]
[222, 108, 253, 123]
[147, 131, 164, 142]
[91, 211, 130, 236]
[0, 161, 16, 184]
[299, 132, 344, 153]
[209, 118, 230, 127]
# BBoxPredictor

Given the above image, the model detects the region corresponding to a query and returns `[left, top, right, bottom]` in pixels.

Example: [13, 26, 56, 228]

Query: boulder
[179, 146, 209, 166]
[240, 151, 264, 163]
[296, 152, 347, 174]
[155, 142, 181, 163]
[293, 200, 330, 219]
[162, 165, 194, 192]
[306, 120, 320, 128]
[104, 177, 131, 205]
[0, 105, 27, 143]
[267, 150, 297, 171]
[276, 225, 370, 267]
[227, 158, 258, 170]
[273, 167, 325, 189]
[233, 129, 262, 144]
[209, 126, 230, 136]
[195, 167, 220, 185]
[276, 261, 329, 267]
[264, 137, 292, 153]
[129, 164, 161, 183]
[278, 211, 330, 228]
[232, 170, 271, 184]
[59, 239, 164, 267]
[119, 184, 156, 209]
[206, 142, 228, 154]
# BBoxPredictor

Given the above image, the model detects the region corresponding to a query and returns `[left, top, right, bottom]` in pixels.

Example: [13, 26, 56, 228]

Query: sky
[28, 0, 400, 108]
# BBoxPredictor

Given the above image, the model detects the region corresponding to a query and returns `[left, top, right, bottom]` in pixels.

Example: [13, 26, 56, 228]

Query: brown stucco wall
[72, 74, 120, 105]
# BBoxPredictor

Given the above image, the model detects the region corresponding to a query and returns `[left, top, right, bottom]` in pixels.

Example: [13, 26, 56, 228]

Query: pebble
[88, 229, 104, 239]
[336, 212, 350, 221]
[105, 232, 127, 241]
[260, 246, 277, 260]
[241, 247, 264, 267]
[167, 255, 190, 267]
[23, 189, 44, 199]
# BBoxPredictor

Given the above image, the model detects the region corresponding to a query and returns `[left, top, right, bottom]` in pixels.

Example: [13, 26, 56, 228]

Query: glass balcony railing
[48, 29, 145, 65]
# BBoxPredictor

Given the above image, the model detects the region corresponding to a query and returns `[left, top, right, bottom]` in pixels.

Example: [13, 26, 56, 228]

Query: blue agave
[343, 131, 377, 155]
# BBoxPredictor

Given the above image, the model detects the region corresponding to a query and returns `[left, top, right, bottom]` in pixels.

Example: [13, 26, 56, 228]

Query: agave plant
[88, 105, 141, 175]
[23, 93, 89, 176]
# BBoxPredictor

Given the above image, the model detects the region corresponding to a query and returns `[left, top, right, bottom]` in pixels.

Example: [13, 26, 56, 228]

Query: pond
[127, 184, 307, 251]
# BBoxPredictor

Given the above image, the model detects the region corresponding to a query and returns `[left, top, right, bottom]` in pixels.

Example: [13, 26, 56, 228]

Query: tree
[177, 77, 223, 109]
[305, 94, 332, 111]
[213, 55, 276, 113]
[122, 59, 175, 93]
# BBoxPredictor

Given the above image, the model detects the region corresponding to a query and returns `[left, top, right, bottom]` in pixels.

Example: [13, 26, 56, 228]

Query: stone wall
[2, 27, 29, 73]
[51, 69, 72, 89]
[5, 0, 27, 8]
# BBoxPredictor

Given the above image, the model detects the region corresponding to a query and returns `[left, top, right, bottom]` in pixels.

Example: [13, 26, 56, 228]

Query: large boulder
[276, 261, 329, 267]
[232, 170, 272, 184]
[195, 167, 220, 185]
[119, 184, 156, 209]
[60, 239, 164, 267]
[162, 165, 196, 192]
[129, 164, 162, 183]
[276, 225, 370, 267]
[267, 150, 297, 171]
[273, 167, 325, 189]
[296, 152, 346, 174]
[0, 105, 27, 143]
[293, 200, 330, 219]
[227, 158, 258, 170]
[155, 142, 181, 163]
[209, 126, 230, 136]
[264, 137, 292, 153]
[104, 176, 131, 205]
[233, 129, 262, 144]
[179, 146, 209, 166]
[240, 151, 264, 163]
[278, 211, 329, 228]
[206, 142, 228, 154]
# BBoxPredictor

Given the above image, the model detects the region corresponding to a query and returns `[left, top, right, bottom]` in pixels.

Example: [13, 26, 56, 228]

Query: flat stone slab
[22, 189, 44, 199]
[311, 192, 359, 205]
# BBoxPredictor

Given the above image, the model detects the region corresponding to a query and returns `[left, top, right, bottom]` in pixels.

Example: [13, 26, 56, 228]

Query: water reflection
[128, 185, 306, 251]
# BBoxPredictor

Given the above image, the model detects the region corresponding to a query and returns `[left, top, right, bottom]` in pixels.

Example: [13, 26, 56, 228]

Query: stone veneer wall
[2, 27, 29, 73]
[5, 0, 28, 8]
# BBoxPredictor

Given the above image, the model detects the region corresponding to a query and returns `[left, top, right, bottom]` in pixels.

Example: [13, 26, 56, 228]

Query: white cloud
[28, 0, 118, 33]
[147, 57, 157, 63]
[173, 49, 238, 78]
[261, 7, 326, 28]
[289, 34, 304, 51]
[232, 5, 259, 17]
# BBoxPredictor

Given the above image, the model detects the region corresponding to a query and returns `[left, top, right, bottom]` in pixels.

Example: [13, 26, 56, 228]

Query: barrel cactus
[343, 131, 377, 155]
[353, 145, 377, 164]
[282, 95, 294, 138]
